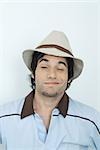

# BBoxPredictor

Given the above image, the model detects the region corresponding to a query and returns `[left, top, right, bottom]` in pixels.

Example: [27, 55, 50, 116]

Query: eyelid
[57, 68, 64, 71]
[39, 61, 47, 65]
[57, 64, 67, 68]
[39, 61, 48, 65]
[40, 64, 48, 68]
[57, 67, 65, 70]
[60, 65, 68, 69]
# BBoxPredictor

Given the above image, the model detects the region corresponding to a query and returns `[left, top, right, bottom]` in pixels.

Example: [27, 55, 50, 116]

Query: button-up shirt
[0, 90, 100, 150]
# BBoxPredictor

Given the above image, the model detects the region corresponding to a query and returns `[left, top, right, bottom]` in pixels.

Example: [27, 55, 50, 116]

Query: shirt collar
[21, 90, 69, 119]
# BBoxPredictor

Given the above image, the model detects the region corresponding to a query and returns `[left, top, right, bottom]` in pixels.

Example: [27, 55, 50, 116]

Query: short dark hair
[30, 51, 74, 89]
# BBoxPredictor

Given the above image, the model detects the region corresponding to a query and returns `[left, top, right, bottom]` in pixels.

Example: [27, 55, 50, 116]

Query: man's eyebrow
[38, 58, 48, 63]
[38, 58, 67, 67]
[58, 61, 67, 67]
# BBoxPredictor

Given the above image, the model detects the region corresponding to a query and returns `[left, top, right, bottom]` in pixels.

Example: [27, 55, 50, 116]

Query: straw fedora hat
[22, 30, 84, 81]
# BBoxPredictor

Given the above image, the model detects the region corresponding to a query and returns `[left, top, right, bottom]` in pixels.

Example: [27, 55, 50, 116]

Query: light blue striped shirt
[0, 91, 100, 150]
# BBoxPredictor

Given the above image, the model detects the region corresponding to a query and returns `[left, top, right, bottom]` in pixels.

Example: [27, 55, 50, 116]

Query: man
[0, 31, 100, 150]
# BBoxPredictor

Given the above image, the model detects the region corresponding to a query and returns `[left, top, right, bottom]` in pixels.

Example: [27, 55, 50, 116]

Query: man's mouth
[44, 82, 60, 85]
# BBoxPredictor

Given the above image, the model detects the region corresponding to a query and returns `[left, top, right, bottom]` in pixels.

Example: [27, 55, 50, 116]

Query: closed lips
[45, 82, 60, 84]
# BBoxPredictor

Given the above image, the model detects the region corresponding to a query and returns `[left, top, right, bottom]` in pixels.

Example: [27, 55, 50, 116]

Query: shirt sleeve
[0, 122, 2, 144]
[92, 110, 100, 150]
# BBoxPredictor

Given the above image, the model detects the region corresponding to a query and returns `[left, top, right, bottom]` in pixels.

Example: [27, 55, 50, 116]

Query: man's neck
[33, 91, 64, 130]
[33, 91, 64, 116]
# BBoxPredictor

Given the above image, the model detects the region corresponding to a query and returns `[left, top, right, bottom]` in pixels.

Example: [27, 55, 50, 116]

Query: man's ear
[29, 73, 35, 81]
[29, 73, 35, 89]
[66, 79, 73, 89]
[31, 74, 34, 79]
[67, 79, 71, 84]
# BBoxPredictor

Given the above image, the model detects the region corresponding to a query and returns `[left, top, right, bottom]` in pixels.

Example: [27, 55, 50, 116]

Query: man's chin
[42, 91, 58, 97]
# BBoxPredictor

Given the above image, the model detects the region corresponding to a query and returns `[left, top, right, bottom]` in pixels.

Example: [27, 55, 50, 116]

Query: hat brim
[22, 48, 84, 81]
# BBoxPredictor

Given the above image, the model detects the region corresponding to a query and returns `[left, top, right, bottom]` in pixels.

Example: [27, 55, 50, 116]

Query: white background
[0, 1, 100, 111]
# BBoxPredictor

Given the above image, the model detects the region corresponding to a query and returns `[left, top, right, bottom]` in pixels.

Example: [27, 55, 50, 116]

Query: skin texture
[33, 55, 69, 130]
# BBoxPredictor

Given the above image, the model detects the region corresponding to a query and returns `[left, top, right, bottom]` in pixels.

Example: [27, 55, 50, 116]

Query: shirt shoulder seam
[67, 114, 100, 135]
[0, 114, 20, 119]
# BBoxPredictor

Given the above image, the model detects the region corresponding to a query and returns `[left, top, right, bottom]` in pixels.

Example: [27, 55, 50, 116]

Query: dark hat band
[36, 44, 73, 56]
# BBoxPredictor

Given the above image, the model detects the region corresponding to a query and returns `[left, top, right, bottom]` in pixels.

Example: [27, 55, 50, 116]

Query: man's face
[34, 54, 68, 98]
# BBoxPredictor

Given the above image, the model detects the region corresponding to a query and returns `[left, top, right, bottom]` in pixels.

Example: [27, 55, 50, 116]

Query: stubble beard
[40, 86, 65, 98]
[41, 91, 59, 98]
[36, 83, 67, 99]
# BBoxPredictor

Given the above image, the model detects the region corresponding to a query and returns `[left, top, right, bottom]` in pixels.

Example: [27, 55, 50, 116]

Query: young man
[0, 31, 100, 150]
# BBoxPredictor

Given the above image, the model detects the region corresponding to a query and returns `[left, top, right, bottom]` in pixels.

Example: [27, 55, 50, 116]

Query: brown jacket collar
[21, 90, 69, 119]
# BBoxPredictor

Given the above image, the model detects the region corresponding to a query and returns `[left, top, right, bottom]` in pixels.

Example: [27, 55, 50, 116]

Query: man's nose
[47, 68, 56, 79]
